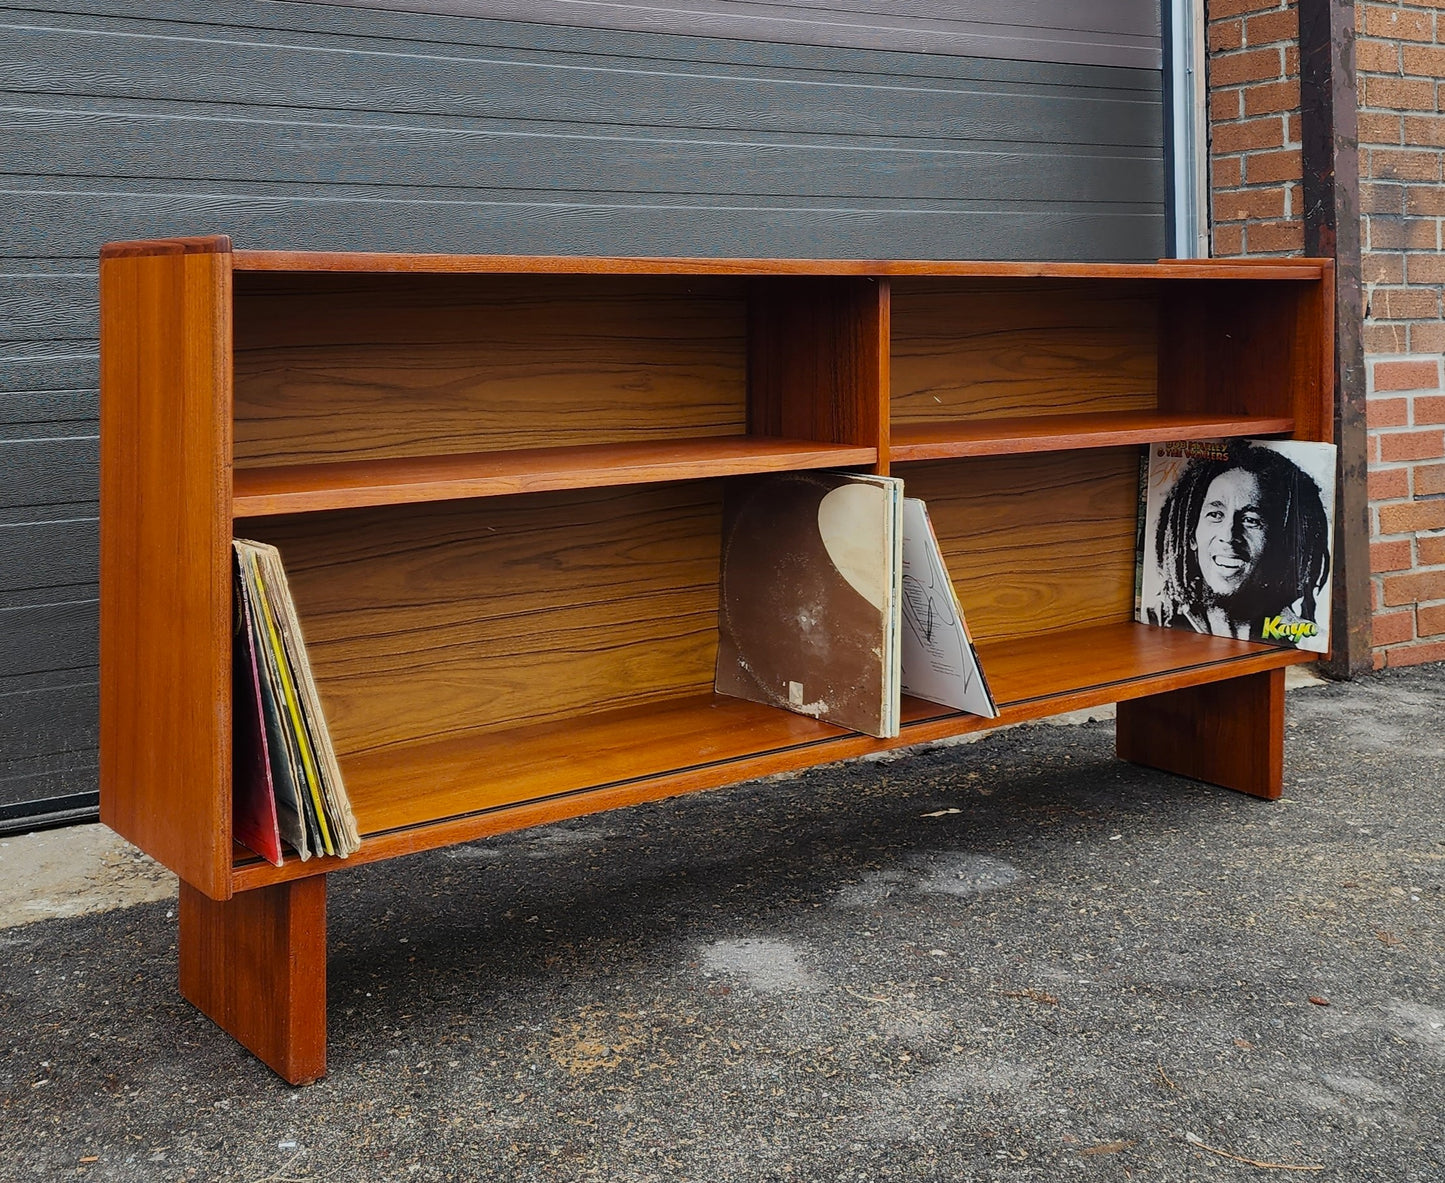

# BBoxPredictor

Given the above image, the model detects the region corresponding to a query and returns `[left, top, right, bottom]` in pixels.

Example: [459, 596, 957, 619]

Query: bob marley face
[1192, 468, 1268, 600]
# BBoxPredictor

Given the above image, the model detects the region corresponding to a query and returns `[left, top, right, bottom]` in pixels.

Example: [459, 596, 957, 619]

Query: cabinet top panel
[100, 237, 1327, 283]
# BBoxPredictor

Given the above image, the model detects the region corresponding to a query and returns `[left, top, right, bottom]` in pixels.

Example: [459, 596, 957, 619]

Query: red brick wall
[1208, 0, 1445, 667]
[1357, 1, 1445, 666]
[1208, 0, 1303, 257]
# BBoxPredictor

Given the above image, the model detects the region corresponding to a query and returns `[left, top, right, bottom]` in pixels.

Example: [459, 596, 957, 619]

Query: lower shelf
[231, 621, 1315, 890]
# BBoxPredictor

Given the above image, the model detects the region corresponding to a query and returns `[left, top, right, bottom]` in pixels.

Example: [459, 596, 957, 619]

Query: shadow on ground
[3, 667, 1443, 1181]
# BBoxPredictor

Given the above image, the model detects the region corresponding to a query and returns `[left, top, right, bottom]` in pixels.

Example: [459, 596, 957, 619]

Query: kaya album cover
[1136, 438, 1336, 653]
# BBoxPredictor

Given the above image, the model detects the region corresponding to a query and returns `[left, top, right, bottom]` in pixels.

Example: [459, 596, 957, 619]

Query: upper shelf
[99, 237, 1330, 282]
[231, 435, 877, 517]
[233, 251, 1326, 282]
[890, 411, 1297, 462]
[232, 412, 1304, 514]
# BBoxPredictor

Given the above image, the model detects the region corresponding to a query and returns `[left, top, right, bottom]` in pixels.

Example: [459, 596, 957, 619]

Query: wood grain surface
[896, 450, 1141, 642]
[1158, 279, 1330, 441]
[890, 278, 1159, 426]
[232, 253, 1326, 282]
[233, 273, 748, 466]
[99, 244, 234, 900]
[240, 484, 726, 756]
[101, 234, 233, 259]
[748, 277, 889, 469]
[889, 410, 1295, 461]
[1117, 666, 1286, 799]
[230, 622, 1313, 890]
[232, 437, 877, 516]
[179, 877, 327, 1084]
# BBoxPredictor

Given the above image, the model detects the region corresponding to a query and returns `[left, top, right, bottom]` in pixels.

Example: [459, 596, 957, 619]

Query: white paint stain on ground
[836, 852, 1021, 907]
[1303, 683, 1443, 755]
[700, 936, 821, 993]
[921, 1058, 1039, 1097]
[917, 852, 1021, 898]
[0, 824, 175, 929]
[521, 822, 616, 858]
[1319, 1072, 1399, 1103]
[1387, 1000, 1445, 1053]
[443, 844, 505, 863]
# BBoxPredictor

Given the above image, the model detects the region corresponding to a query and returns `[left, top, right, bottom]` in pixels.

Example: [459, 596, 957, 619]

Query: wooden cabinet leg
[1116, 668, 1286, 800]
[179, 876, 327, 1084]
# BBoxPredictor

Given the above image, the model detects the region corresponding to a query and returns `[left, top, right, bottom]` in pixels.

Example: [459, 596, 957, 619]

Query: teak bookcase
[99, 237, 1333, 1083]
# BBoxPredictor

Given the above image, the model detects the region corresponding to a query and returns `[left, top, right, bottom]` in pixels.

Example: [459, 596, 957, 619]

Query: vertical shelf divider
[747, 276, 890, 473]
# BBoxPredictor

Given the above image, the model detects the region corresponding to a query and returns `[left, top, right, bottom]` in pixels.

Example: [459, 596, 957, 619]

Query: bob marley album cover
[1136, 438, 1336, 653]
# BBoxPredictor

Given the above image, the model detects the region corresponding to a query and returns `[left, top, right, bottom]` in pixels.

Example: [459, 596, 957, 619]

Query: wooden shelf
[915, 619, 1313, 724]
[230, 622, 1313, 891]
[224, 246, 1326, 284]
[890, 411, 1296, 462]
[231, 436, 877, 516]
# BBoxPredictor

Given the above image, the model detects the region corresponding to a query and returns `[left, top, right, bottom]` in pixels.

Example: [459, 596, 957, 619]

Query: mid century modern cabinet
[99, 236, 1333, 1082]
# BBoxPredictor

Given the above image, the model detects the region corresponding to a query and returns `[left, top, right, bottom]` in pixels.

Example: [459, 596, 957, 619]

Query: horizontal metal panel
[0, 388, 96, 429]
[4, 2, 1160, 92]
[0, 774, 98, 818]
[0, 104, 1162, 208]
[0, 22, 1162, 148]
[0, 184, 1164, 261]
[0, 435, 98, 511]
[293, 0, 1162, 68]
[0, 345, 99, 396]
[0, 271, 97, 342]
[0, 790, 99, 832]
[0, 681, 97, 766]
[0, 598, 97, 678]
[0, 519, 97, 595]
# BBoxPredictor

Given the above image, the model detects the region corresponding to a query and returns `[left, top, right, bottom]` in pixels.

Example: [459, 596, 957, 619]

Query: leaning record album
[1136, 437, 1336, 653]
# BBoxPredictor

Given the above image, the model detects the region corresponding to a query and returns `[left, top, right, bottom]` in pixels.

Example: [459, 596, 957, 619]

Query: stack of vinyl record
[232, 538, 360, 865]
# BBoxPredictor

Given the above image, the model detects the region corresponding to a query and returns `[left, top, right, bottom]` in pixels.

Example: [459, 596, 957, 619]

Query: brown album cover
[715, 471, 903, 738]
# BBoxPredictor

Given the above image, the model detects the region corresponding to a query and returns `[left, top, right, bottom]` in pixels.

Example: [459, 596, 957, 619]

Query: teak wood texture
[1116, 667, 1287, 799]
[179, 877, 327, 1084]
[98, 241, 1335, 1083]
[99, 236, 234, 900]
[232, 273, 749, 467]
[230, 622, 1313, 894]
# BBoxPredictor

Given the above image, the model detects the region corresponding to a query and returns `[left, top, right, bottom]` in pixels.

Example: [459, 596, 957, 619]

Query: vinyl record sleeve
[1136, 438, 1336, 653]
[899, 498, 998, 719]
[230, 570, 286, 867]
[716, 471, 903, 738]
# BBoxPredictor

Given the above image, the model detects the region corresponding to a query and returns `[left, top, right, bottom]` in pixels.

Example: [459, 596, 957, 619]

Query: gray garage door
[0, 0, 1164, 831]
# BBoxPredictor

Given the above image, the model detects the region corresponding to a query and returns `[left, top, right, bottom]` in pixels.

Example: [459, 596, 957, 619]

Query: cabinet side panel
[1117, 667, 1285, 799]
[890, 279, 1158, 425]
[900, 451, 1140, 642]
[99, 250, 233, 899]
[1303, 266, 1335, 444]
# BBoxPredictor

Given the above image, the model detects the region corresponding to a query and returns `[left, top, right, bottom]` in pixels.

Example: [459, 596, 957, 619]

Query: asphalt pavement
[2, 665, 1442, 1182]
